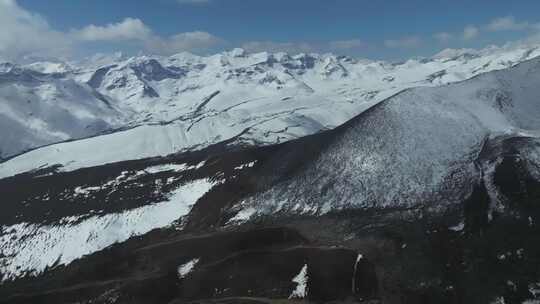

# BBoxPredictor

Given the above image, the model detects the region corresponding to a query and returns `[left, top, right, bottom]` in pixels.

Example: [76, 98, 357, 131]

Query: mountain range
[1, 45, 539, 177]
[1, 44, 540, 303]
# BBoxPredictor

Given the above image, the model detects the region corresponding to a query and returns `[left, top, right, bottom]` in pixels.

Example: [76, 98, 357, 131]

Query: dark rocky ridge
[1, 126, 539, 303]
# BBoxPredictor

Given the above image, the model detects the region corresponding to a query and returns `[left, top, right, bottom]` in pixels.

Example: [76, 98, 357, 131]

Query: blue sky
[2, 0, 540, 61]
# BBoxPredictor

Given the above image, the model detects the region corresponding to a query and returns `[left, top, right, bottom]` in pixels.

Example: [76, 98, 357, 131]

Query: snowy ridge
[1, 44, 540, 178]
[233, 56, 540, 217]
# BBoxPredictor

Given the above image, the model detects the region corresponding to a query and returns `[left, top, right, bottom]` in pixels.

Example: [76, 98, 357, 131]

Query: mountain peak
[228, 48, 247, 57]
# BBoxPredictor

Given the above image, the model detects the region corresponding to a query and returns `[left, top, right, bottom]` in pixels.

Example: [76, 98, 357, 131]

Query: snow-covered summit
[235, 55, 540, 217]
[24, 62, 73, 74]
[432, 48, 481, 60]
[1, 43, 540, 177]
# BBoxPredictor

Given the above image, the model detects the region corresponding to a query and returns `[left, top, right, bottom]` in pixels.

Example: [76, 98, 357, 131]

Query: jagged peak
[24, 61, 73, 74]
[167, 51, 202, 64]
[0, 62, 15, 73]
[228, 48, 247, 57]
[432, 48, 481, 61]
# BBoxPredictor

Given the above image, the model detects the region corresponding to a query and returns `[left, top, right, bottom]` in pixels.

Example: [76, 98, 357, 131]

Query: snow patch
[234, 161, 256, 170]
[449, 222, 465, 232]
[0, 178, 216, 281]
[177, 258, 200, 279]
[227, 207, 257, 225]
[490, 296, 506, 304]
[74, 185, 101, 197]
[529, 282, 540, 297]
[289, 264, 308, 299]
[352, 253, 363, 293]
[145, 161, 205, 174]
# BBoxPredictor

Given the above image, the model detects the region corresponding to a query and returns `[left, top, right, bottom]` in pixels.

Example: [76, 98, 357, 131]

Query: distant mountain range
[1, 44, 539, 178]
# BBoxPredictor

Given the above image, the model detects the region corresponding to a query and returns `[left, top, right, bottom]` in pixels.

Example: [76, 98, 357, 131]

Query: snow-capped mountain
[2, 54, 540, 303]
[0, 63, 125, 160]
[232, 55, 540, 217]
[1, 44, 539, 177]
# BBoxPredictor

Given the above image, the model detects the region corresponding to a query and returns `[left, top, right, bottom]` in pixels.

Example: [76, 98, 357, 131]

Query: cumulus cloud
[463, 25, 479, 40]
[435, 17, 540, 44]
[72, 18, 223, 55]
[486, 16, 531, 32]
[0, 0, 72, 60]
[433, 32, 453, 44]
[384, 36, 422, 49]
[146, 31, 224, 55]
[5, 0, 540, 62]
[73, 18, 152, 41]
[0, 0, 225, 60]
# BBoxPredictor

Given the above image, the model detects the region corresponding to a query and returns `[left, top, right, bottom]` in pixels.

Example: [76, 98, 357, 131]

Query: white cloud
[0, 0, 72, 60]
[384, 36, 421, 49]
[0, 0, 225, 60]
[72, 18, 223, 55]
[329, 39, 365, 50]
[463, 25, 479, 40]
[73, 18, 152, 41]
[4, 0, 540, 62]
[435, 17, 540, 45]
[241, 41, 317, 53]
[433, 32, 453, 44]
[146, 31, 223, 55]
[487, 16, 530, 32]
